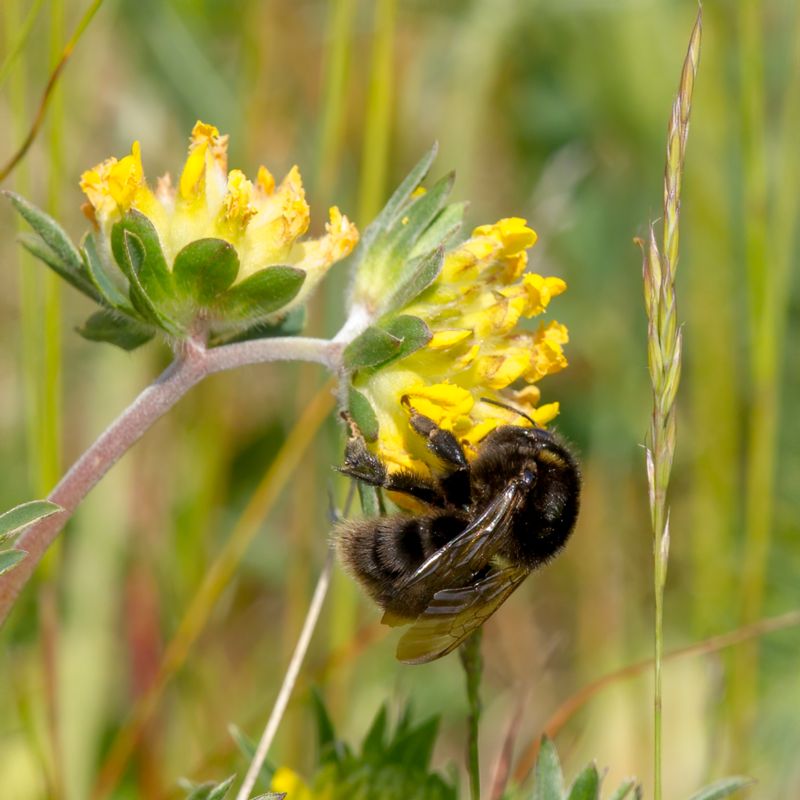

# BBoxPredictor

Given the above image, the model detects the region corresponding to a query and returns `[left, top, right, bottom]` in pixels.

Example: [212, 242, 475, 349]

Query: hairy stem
[0, 336, 341, 627]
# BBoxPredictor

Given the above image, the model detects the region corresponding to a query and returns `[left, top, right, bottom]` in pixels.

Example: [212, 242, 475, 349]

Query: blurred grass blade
[0, 0, 106, 182]
[0, 0, 45, 88]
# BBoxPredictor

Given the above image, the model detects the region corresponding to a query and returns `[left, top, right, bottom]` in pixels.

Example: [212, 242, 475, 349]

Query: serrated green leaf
[228, 725, 276, 788]
[211, 307, 307, 346]
[566, 763, 600, 800]
[410, 202, 466, 259]
[18, 232, 101, 302]
[0, 500, 61, 542]
[216, 267, 305, 321]
[6, 191, 84, 273]
[111, 210, 174, 306]
[82, 231, 133, 310]
[183, 775, 236, 800]
[174, 238, 239, 304]
[0, 549, 27, 576]
[77, 310, 155, 351]
[362, 704, 388, 760]
[343, 326, 403, 370]
[687, 777, 754, 800]
[533, 737, 565, 800]
[380, 246, 444, 316]
[348, 387, 379, 442]
[607, 779, 638, 800]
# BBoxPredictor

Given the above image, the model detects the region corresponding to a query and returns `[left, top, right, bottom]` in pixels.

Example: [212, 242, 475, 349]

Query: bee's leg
[338, 412, 446, 507]
[402, 402, 472, 508]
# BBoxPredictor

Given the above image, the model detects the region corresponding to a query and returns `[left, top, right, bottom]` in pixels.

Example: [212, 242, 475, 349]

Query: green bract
[5, 191, 310, 350]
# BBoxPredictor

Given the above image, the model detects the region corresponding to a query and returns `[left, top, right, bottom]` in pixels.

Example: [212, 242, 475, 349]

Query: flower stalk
[0, 334, 343, 627]
[640, 11, 701, 800]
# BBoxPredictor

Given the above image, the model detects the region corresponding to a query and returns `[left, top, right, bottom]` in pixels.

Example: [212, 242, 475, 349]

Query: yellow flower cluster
[355, 217, 569, 476]
[80, 121, 359, 306]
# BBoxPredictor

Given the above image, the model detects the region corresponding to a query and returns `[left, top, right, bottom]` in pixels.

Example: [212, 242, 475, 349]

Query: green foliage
[180, 774, 285, 800]
[5, 197, 311, 350]
[526, 738, 750, 800]
[0, 499, 61, 577]
[348, 144, 463, 321]
[173, 238, 240, 304]
[287, 694, 458, 800]
[528, 737, 639, 800]
[686, 778, 754, 800]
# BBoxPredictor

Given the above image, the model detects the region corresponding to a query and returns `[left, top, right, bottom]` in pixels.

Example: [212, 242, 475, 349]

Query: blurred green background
[1, 1, 799, 798]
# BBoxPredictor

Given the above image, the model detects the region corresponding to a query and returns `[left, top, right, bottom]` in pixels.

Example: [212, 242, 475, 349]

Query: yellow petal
[533, 401, 560, 425]
[472, 217, 537, 255]
[428, 329, 472, 349]
[403, 383, 474, 425]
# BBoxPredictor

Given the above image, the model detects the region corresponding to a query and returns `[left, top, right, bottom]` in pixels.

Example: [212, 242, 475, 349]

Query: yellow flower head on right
[352, 218, 568, 476]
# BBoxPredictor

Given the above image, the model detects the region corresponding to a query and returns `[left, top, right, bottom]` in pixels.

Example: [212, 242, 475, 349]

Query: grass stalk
[730, 0, 797, 751]
[512, 607, 800, 784]
[640, 12, 702, 800]
[357, 0, 396, 226]
[315, 0, 356, 207]
[460, 629, 483, 800]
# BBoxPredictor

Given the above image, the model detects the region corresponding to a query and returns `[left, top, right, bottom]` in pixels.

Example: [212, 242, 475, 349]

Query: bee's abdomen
[335, 512, 467, 615]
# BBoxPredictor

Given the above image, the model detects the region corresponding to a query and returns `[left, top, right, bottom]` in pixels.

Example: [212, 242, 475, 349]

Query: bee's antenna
[479, 397, 539, 427]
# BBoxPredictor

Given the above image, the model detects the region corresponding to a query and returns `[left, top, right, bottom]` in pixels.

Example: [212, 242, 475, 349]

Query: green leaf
[687, 777, 754, 800]
[18, 232, 101, 302]
[211, 307, 306, 346]
[607, 779, 638, 800]
[359, 143, 439, 253]
[348, 387, 379, 442]
[343, 326, 403, 370]
[0, 500, 61, 543]
[0, 549, 27, 577]
[216, 267, 305, 321]
[383, 314, 432, 361]
[5, 191, 84, 274]
[532, 737, 565, 800]
[174, 238, 239, 304]
[378, 172, 455, 268]
[112, 228, 167, 328]
[182, 775, 236, 800]
[310, 688, 337, 762]
[228, 725, 276, 788]
[386, 716, 439, 770]
[362, 704, 388, 760]
[77, 310, 155, 351]
[111, 210, 174, 306]
[380, 248, 444, 317]
[566, 763, 600, 800]
[82, 232, 131, 310]
[410, 202, 466, 259]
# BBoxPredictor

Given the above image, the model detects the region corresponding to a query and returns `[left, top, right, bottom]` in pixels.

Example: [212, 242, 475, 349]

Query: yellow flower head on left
[80, 121, 359, 310]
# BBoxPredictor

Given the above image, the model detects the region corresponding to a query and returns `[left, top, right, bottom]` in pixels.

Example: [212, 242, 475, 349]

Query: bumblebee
[335, 401, 581, 664]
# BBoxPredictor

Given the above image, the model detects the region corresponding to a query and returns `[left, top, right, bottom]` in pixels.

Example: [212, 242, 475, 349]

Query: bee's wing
[396, 478, 528, 597]
[395, 564, 530, 664]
